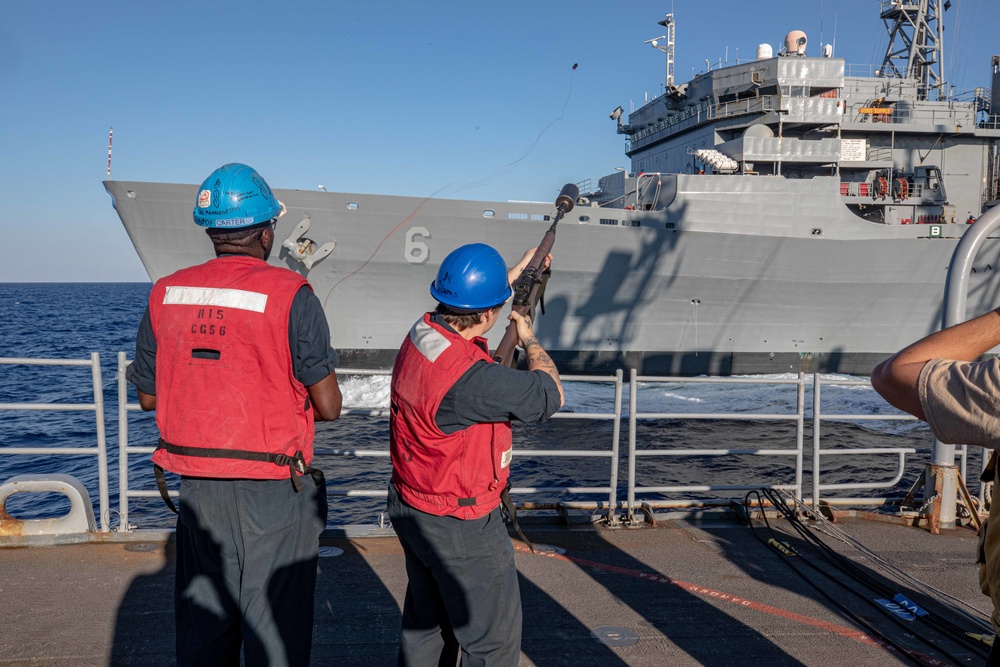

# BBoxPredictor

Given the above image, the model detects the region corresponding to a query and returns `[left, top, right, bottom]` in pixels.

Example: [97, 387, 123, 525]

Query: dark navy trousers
[387, 483, 522, 667]
[174, 477, 327, 667]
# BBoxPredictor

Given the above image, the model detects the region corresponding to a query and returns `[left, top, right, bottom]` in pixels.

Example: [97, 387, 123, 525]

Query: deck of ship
[0, 510, 992, 667]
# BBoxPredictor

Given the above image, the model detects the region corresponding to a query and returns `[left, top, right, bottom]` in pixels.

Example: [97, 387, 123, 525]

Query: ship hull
[105, 176, 1000, 376]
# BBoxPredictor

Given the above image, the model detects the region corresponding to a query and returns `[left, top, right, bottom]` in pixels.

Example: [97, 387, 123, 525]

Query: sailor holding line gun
[386, 186, 577, 666]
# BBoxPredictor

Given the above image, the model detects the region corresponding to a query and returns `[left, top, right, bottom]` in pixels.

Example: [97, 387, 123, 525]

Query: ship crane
[878, 0, 946, 101]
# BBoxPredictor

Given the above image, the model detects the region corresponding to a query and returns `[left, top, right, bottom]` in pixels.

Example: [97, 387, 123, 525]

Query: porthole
[483, 209, 495, 218]
[810, 228, 822, 236]
[579, 215, 590, 222]
[346, 202, 360, 211]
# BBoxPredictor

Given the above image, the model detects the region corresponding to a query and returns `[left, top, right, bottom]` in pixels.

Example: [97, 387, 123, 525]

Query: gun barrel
[492, 184, 577, 367]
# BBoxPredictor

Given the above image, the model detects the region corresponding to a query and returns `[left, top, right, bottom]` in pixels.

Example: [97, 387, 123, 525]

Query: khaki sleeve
[918, 358, 1000, 447]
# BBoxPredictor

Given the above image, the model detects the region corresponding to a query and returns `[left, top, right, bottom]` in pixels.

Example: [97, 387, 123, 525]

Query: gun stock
[493, 183, 579, 367]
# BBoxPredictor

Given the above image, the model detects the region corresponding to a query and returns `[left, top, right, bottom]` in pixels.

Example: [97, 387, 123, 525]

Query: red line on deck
[516, 545, 949, 665]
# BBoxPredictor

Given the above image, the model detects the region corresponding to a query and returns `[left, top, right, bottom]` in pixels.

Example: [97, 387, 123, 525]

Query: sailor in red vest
[126, 163, 342, 667]
[388, 243, 564, 666]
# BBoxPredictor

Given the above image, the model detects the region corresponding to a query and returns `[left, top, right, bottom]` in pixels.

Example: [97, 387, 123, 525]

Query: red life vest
[148, 255, 313, 480]
[390, 313, 513, 519]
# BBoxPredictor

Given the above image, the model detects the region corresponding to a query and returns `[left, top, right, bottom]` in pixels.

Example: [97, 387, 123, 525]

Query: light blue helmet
[193, 163, 282, 229]
[430, 243, 513, 311]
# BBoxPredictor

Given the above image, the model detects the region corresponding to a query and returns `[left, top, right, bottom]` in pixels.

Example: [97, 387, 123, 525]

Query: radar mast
[645, 13, 676, 91]
[879, 0, 946, 100]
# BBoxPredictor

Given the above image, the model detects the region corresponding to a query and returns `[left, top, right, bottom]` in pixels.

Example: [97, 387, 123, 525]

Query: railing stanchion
[627, 368, 638, 524]
[607, 369, 624, 525]
[813, 372, 822, 509]
[90, 353, 110, 532]
[795, 372, 804, 501]
[118, 352, 130, 532]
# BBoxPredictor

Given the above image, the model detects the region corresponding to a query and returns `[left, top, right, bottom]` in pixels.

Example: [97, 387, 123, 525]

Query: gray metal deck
[0, 514, 991, 666]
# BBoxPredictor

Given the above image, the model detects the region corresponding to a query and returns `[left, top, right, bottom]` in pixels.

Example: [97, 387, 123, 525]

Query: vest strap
[500, 480, 534, 553]
[154, 464, 179, 514]
[153, 438, 326, 512]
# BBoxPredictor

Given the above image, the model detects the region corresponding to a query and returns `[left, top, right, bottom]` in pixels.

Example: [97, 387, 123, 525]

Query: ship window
[530, 214, 546, 221]
[600, 218, 619, 226]
[508, 212, 528, 220]
[780, 85, 808, 97]
[482, 209, 495, 218]
[665, 222, 676, 229]
[346, 202, 360, 211]
[579, 215, 590, 223]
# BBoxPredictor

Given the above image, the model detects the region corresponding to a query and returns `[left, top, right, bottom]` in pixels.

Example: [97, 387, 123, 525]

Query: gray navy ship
[105, 0, 1000, 375]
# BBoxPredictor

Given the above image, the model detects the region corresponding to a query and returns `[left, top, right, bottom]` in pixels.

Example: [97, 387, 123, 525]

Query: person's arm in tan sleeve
[871, 309, 1000, 420]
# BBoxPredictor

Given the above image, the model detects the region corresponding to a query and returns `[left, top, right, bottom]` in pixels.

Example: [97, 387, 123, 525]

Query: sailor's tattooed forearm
[523, 338, 552, 365]
[523, 337, 564, 406]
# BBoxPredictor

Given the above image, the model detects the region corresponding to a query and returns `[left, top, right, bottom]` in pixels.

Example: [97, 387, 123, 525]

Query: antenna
[107, 127, 113, 180]
[879, 0, 946, 100]
[645, 13, 675, 89]
[832, 12, 838, 58]
[820, 0, 824, 56]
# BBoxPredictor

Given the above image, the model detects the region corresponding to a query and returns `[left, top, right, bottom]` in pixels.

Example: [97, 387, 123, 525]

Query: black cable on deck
[744, 489, 989, 665]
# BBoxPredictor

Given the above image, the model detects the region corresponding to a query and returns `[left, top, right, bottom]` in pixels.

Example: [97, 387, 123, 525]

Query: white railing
[112, 363, 958, 526]
[318, 369, 624, 525]
[809, 374, 969, 507]
[0, 354, 110, 531]
[625, 369, 805, 523]
[4, 353, 964, 531]
[116, 352, 162, 530]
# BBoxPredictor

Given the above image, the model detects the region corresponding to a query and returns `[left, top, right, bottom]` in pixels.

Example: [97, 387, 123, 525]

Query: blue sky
[2, 0, 996, 281]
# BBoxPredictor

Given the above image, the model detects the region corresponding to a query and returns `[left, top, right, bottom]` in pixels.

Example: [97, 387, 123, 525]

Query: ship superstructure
[106, 1, 1000, 375]
[598, 1, 997, 226]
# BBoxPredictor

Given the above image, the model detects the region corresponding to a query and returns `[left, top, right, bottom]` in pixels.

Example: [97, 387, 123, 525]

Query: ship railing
[844, 61, 986, 102]
[323, 369, 625, 526]
[116, 352, 163, 530]
[624, 369, 804, 524]
[0, 354, 110, 532]
[630, 97, 773, 152]
[805, 373, 971, 509]
[868, 147, 893, 162]
[107, 357, 964, 529]
[623, 371, 960, 521]
[844, 63, 880, 78]
[708, 97, 775, 122]
[839, 180, 927, 201]
[846, 103, 970, 126]
[809, 374, 921, 509]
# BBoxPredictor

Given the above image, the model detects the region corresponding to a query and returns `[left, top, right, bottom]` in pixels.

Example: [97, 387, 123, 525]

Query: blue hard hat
[430, 243, 513, 311]
[193, 163, 282, 229]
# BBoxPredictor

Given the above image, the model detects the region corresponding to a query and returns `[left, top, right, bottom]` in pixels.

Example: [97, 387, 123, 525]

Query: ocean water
[0, 283, 968, 529]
